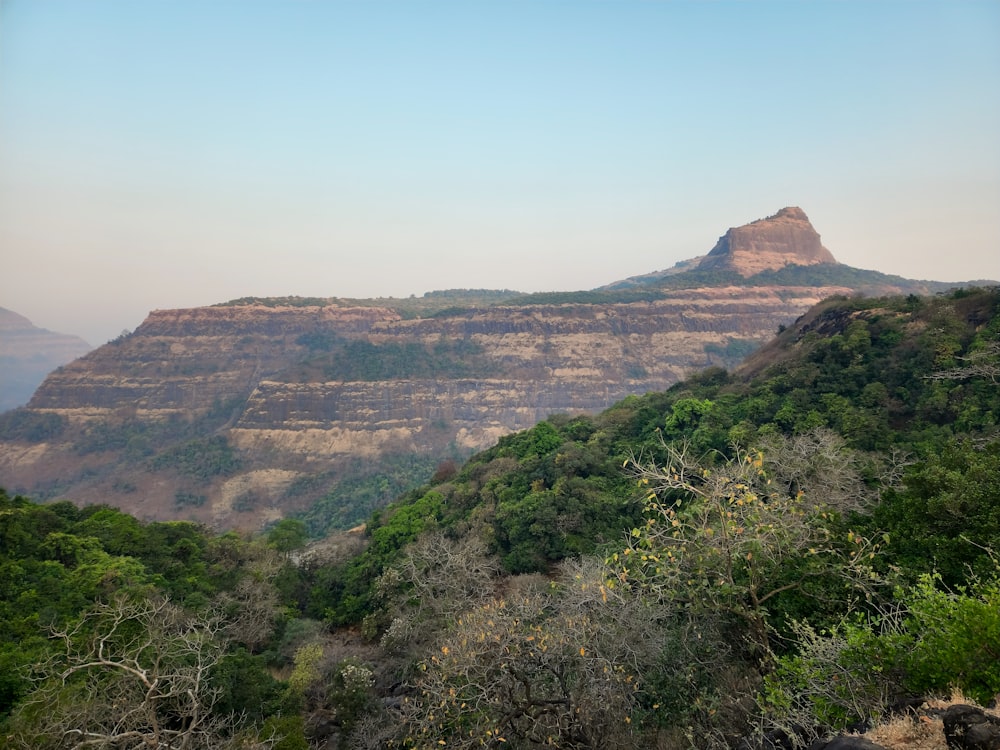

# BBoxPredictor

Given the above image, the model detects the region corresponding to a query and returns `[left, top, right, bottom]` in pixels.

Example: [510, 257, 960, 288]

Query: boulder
[820, 737, 887, 750]
[943, 704, 1000, 750]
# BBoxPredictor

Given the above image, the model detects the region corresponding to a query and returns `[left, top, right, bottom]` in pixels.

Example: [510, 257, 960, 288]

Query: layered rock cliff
[0, 208, 967, 532]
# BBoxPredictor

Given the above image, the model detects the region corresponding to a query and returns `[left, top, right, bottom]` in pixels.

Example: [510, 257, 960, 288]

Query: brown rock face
[698, 207, 837, 277]
[0, 287, 850, 530]
[0, 208, 941, 532]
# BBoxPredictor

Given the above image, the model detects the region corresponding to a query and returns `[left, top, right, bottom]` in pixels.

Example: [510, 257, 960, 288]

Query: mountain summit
[697, 206, 837, 277]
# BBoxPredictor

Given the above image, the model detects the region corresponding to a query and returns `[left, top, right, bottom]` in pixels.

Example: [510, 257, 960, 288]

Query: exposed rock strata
[0, 208, 954, 531]
[699, 207, 836, 277]
[1, 285, 845, 529]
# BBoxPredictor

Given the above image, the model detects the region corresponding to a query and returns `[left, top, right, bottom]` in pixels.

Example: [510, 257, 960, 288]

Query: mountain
[0, 208, 988, 531]
[697, 206, 836, 275]
[0, 308, 92, 412]
[602, 206, 965, 293]
[2, 287, 998, 750]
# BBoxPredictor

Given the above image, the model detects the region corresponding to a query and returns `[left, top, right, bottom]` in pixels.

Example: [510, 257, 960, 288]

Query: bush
[760, 571, 1000, 738]
[151, 436, 242, 479]
[898, 572, 1000, 704]
[0, 410, 66, 441]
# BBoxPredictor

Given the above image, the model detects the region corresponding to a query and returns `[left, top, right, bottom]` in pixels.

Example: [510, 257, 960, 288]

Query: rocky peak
[698, 207, 838, 277]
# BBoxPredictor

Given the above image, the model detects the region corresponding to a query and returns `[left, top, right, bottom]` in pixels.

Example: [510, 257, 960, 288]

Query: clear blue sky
[1, 0, 998, 346]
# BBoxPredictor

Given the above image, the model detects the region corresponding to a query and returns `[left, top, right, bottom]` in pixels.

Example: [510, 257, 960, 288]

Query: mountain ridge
[1, 208, 993, 531]
[0, 307, 92, 412]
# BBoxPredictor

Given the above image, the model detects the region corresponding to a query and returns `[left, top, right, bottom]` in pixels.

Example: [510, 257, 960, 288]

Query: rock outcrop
[943, 704, 1000, 750]
[698, 207, 837, 277]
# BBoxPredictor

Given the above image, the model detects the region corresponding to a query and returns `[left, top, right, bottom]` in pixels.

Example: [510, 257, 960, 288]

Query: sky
[1, 0, 998, 347]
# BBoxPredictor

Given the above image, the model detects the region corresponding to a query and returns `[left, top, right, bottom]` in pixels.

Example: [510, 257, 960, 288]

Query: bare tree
[374, 529, 503, 654]
[925, 340, 1000, 384]
[401, 557, 655, 749]
[215, 544, 283, 651]
[6, 595, 272, 750]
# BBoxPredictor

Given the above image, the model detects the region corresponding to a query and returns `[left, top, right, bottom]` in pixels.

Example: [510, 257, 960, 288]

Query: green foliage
[869, 438, 1000, 585]
[0, 409, 66, 441]
[309, 488, 451, 626]
[151, 435, 242, 479]
[895, 572, 1000, 703]
[663, 397, 714, 433]
[211, 647, 286, 721]
[68, 397, 246, 460]
[328, 659, 376, 732]
[496, 419, 563, 460]
[287, 641, 325, 697]
[323, 338, 494, 381]
[760, 618, 895, 734]
[368, 490, 446, 557]
[262, 714, 310, 750]
[0, 489, 291, 740]
[268, 518, 308, 553]
[762, 571, 1000, 736]
[295, 329, 343, 351]
[291, 452, 445, 536]
[73, 417, 161, 458]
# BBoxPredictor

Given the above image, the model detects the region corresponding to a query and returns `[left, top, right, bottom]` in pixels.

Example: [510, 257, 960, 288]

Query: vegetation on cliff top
[1, 288, 998, 748]
[213, 264, 953, 320]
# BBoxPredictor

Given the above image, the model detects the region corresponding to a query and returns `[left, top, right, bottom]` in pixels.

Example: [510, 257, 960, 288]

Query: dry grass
[865, 713, 946, 750]
[860, 691, 1000, 750]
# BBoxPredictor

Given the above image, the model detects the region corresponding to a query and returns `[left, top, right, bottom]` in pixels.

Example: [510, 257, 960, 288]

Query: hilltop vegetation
[216, 265, 953, 317]
[1, 288, 998, 749]
[218, 288, 524, 318]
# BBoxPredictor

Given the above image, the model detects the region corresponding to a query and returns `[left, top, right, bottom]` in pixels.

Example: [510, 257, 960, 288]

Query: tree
[925, 340, 1000, 384]
[374, 529, 502, 653]
[267, 519, 308, 555]
[619, 433, 886, 656]
[401, 557, 654, 750]
[5, 595, 273, 749]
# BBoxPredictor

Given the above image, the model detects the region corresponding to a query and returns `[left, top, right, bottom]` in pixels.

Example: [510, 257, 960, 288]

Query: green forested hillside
[2, 288, 998, 749]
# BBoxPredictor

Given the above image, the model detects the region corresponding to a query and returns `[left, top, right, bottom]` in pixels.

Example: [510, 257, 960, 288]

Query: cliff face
[698, 207, 837, 276]
[1, 285, 847, 530]
[0, 308, 93, 411]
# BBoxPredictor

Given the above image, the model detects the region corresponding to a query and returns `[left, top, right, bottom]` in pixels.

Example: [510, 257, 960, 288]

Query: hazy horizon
[2, 1, 998, 346]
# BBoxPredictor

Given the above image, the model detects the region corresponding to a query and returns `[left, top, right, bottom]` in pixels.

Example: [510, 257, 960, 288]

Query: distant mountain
[601, 207, 983, 294]
[0, 308, 92, 412]
[698, 206, 836, 275]
[0, 208, 992, 532]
